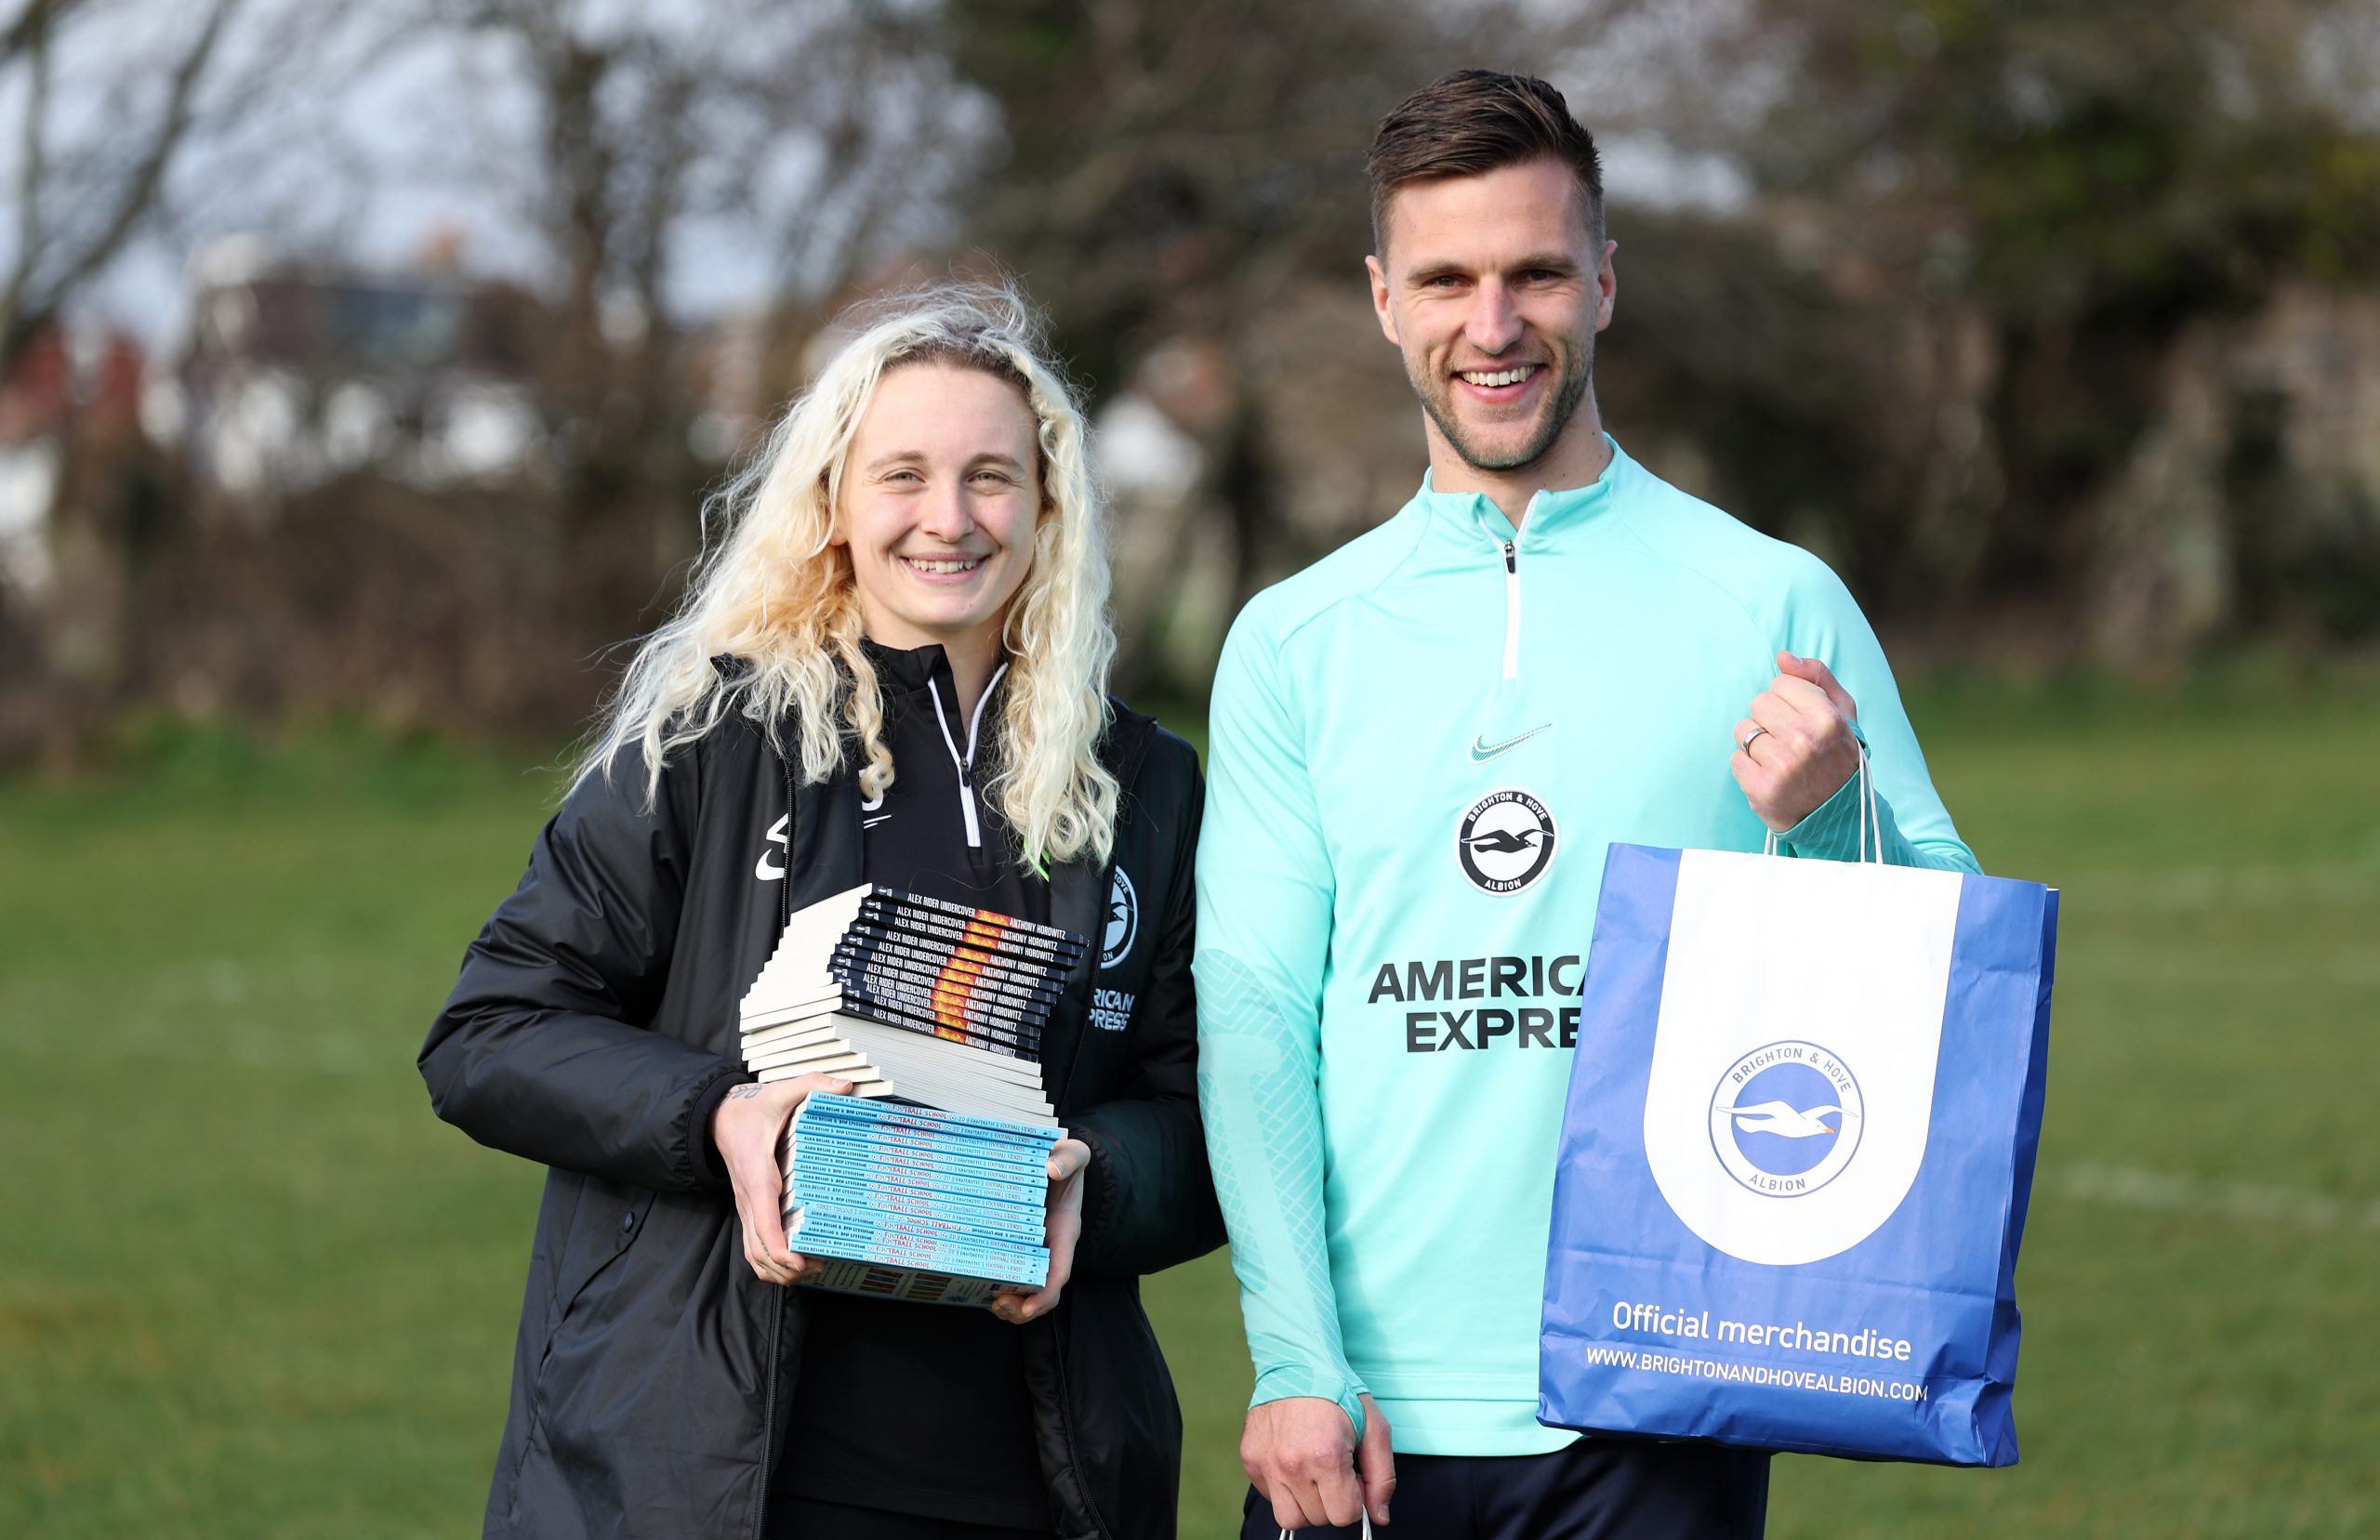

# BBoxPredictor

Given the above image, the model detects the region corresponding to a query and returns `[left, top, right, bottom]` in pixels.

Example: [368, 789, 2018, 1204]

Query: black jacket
[419, 694, 1223, 1540]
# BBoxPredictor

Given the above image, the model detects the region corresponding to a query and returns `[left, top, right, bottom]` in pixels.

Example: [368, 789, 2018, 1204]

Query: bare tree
[952, 0, 1618, 690]
[430, 0, 986, 638]
[0, 0, 244, 367]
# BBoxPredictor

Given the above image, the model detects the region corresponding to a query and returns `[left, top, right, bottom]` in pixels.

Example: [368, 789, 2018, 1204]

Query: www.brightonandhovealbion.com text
[1593, 1301, 1931, 1403]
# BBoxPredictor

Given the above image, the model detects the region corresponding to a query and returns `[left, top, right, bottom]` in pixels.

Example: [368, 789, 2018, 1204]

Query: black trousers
[1240, 1440, 1769, 1540]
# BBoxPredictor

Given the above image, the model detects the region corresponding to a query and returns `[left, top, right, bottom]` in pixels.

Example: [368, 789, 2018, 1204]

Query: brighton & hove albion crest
[1456, 788, 1557, 895]
[1709, 1040, 1866, 1197]
[1641, 850, 1962, 1265]
[1101, 867, 1139, 968]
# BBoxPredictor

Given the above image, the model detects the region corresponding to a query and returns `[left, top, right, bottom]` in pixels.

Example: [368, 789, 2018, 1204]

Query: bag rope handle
[1279, 1516, 1372, 1540]
[1762, 744, 1878, 863]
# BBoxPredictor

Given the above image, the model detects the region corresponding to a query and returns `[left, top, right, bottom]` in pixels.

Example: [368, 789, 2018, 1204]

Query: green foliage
[5, 688, 2378, 1535]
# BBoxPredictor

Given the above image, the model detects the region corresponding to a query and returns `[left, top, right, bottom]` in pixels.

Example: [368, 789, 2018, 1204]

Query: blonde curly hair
[573, 282, 1121, 865]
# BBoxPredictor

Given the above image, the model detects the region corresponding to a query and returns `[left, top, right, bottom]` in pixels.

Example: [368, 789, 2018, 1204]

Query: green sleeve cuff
[1250, 1368, 1369, 1443]
[1777, 764, 1870, 862]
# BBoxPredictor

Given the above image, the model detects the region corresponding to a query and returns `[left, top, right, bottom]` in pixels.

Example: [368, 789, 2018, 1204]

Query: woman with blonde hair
[422, 283, 1222, 1540]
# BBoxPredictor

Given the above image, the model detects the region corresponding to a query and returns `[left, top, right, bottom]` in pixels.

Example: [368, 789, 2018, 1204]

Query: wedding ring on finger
[1739, 725, 1769, 754]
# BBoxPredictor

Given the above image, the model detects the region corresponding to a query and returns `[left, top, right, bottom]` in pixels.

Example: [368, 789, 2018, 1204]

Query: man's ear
[1366, 255, 1398, 346]
[1594, 239, 1619, 333]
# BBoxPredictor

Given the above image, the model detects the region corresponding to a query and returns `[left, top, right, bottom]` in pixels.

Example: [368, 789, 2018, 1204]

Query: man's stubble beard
[1409, 328, 1593, 475]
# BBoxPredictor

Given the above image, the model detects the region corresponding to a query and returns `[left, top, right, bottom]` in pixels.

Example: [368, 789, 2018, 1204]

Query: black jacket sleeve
[1067, 747, 1226, 1278]
[418, 739, 744, 1195]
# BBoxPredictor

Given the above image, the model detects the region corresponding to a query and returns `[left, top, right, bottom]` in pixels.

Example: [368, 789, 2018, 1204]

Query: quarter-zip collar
[1408, 431, 1633, 556]
[1405, 435, 1633, 690]
[858, 637, 1011, 849]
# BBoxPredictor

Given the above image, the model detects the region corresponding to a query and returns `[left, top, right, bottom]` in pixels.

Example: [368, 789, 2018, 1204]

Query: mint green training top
[1193, 438, 1979, 1455]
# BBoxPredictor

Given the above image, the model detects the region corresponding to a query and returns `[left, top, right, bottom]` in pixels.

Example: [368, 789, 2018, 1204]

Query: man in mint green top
[1195, 71, 1978, 1539]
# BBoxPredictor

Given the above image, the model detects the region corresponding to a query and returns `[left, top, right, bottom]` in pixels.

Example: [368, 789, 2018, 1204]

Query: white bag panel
[1641, 849, 1964, 1266]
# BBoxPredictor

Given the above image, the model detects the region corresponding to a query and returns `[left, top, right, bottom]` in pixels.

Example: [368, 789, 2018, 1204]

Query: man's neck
[1427, 407, 1613, 529]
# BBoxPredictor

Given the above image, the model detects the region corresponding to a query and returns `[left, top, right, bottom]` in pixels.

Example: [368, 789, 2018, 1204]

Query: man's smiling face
[1367, 156, 1615, 475]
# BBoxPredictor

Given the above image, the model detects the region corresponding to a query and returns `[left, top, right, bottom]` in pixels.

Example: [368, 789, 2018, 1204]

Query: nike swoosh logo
[1469, 724, 1553, 762]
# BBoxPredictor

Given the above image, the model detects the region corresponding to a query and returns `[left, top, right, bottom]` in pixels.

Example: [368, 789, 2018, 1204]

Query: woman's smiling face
[833, 361, 1042, 653]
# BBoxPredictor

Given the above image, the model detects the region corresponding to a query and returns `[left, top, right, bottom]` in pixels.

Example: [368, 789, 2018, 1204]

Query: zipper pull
[1501, 540, 1522, 682]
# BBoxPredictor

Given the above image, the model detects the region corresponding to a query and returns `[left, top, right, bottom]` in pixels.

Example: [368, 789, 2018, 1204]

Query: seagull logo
[1454, 787, 1558, 894]
[1101, 867, 1139, 968]
[1720, 1100, 1841, 1139]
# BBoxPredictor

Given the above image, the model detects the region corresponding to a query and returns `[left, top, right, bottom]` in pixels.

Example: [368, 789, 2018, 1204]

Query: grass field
[5, 685, 2378, 1538]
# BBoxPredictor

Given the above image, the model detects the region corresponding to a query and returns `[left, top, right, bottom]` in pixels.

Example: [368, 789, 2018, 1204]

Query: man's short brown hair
[1366, 70, 1605, 257]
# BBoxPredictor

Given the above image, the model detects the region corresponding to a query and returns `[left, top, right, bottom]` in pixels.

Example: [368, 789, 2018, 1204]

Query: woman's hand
[991, 1138, 1091, 1324]
[711, 1073, 854, 1285]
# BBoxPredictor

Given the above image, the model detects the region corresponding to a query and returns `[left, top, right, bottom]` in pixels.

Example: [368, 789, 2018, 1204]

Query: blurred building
[0, 319, 147, 596]
[146, 235, 549, 503]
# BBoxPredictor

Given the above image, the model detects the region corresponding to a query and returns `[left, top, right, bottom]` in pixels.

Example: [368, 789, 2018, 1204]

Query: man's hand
[992, 1138, 1091, 1324]
[711, 1074, 853, 1285]
[1733, 651, 1862, 834]
[1242, 1392, 1394, 1531]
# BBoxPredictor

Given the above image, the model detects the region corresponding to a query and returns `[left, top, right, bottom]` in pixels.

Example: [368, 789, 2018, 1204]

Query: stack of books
[737, 883, 1087, 1127]
[737, 884, 1085, 1306]
[780, 1094, 1061, 1306]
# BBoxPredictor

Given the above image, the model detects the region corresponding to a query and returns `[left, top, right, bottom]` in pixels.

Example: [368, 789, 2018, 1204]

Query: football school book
[803, 1091, 1064, 1150]
[788, 1120, 1055, 1178]
[788, 1136, 1051, 1195]
[789, 1157, 1051, 1216]
[787, 1215, 1048, 1270]
[789, 1166, 1049, 1229]
[795, 1255, 1012, 1308]
[788, 1100, 1060, 1199]
[786, 1206, 1049, 1277]
[787, 1175, 1047, 1232]
[788, 1138, 1051, 1198]
[786, 1189, 1048, 1249]
[784, 1215, 1050, 1290]
[774, 1094, 1061, 1306]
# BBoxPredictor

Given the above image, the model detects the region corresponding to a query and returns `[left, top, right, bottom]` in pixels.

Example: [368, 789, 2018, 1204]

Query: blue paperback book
[777, 1094, 1059, 1306]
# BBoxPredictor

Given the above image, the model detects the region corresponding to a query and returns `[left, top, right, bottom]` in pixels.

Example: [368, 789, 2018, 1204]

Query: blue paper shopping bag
[1538, 836, 2056, 1466]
